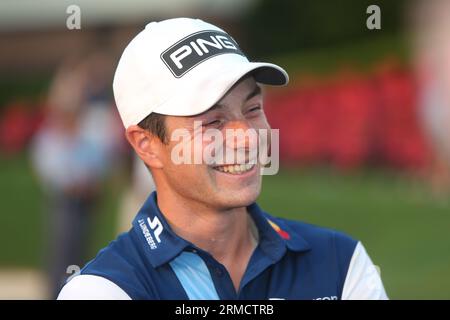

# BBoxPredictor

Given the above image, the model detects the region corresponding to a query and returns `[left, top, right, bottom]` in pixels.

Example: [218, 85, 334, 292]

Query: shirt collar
[132, 192, 311, 268]
[246, 202, 311, 261]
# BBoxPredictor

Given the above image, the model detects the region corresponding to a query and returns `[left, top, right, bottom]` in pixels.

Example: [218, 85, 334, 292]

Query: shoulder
[265, 214, 359, 294]
[57, 275, 131, 300]
[266, 214, 388, 299]
[60, 231, 155, 299]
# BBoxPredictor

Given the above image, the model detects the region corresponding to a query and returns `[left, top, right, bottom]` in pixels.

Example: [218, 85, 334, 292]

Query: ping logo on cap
[161, 30, 245, 78]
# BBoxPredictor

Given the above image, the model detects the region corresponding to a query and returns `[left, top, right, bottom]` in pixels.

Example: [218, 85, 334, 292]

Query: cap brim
[249, 62, 289, 86]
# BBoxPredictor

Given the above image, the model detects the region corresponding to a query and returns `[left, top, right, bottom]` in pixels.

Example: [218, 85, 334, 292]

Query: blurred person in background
[30, 49, 124, 298]
[411, 0, 450, 194]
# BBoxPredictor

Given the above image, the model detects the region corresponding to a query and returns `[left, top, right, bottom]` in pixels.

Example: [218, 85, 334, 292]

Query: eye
[203, 119, 222, 127]
[246, 105, 262, 114]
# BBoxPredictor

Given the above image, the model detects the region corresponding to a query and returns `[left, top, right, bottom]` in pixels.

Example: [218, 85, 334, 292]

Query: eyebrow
[208, 84, 262, 112]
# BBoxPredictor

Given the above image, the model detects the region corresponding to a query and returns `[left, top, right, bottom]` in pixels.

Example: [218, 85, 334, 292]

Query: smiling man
[57, 18, 388, 300]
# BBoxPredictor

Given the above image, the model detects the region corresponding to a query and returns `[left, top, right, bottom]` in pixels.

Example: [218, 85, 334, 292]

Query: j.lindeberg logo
[138, 216, 163, 250]
[161, 30, 245, 78]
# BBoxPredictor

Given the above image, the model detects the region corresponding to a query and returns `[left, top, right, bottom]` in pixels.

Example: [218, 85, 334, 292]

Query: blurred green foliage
[270, 33, 409, 77]
[0, 74, 51, 110]
[243, 0, 406, 59]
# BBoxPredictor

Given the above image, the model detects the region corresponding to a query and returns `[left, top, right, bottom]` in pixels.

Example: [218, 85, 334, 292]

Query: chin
[215, 185, 261, 209]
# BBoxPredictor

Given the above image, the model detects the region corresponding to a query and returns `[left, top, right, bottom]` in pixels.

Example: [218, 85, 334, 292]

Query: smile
[212, 163, 256, 175]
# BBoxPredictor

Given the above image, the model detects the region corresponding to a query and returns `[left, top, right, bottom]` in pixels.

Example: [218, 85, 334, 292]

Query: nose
[223, 120, 258, 152]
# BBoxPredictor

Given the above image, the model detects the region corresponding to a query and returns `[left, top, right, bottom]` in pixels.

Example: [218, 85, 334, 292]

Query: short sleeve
[341, 242, 388, 300]
[57, 275, 132, 300]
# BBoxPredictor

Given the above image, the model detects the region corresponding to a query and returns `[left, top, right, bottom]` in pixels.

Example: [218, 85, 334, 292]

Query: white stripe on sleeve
[341, 242, 388, 300]
[57, 275, 132, 300]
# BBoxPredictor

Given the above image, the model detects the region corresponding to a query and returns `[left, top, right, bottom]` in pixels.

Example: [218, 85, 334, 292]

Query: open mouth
[212, 163, 256, 175]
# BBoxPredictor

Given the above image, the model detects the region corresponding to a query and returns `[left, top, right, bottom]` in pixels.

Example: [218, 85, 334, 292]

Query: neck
[157, 190, 257, 260]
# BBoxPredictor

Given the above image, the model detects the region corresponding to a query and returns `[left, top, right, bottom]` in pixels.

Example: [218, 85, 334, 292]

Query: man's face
[158, 76, 270, 210]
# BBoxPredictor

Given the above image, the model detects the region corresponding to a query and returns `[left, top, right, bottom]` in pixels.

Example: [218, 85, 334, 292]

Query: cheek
[246, 112, 271, 136]
[164, 162, 213, 199]
[255, 114, 271, 131]
[161, 134, 213, 185]
[249, 116, 272, 154]
[164, 143, 212, 181]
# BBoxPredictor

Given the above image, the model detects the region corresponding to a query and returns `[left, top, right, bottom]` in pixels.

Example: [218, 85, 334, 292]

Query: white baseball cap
[113, 17, 289, 128]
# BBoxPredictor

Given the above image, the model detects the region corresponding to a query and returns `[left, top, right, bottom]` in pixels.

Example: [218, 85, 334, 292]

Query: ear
[125, 125, 164, 169]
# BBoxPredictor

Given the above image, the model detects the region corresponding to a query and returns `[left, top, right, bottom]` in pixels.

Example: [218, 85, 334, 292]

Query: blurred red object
[326, 72, 375, 168]
[0, 101, 45, 155]
[265, 61, 432, 170]
[374, 64, 432, 169]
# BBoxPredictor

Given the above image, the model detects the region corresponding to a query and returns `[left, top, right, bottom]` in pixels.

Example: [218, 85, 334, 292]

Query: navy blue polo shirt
[76, 191, 359, 300]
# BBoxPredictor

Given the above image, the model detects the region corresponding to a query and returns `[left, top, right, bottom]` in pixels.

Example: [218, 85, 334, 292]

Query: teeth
[213, 164, 255, 174]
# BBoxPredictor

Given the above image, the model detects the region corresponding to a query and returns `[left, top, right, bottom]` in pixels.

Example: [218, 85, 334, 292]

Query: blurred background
[1, 0, 449, 299]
